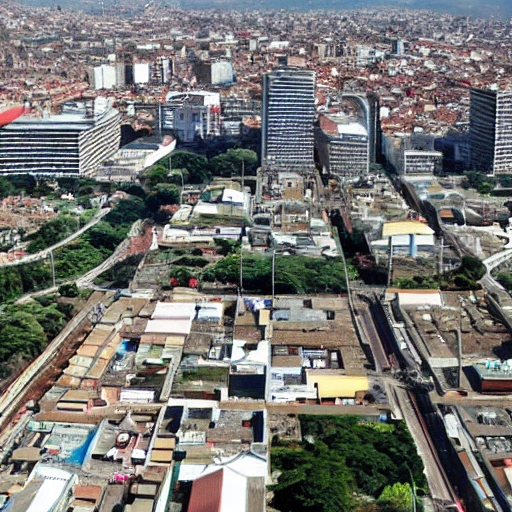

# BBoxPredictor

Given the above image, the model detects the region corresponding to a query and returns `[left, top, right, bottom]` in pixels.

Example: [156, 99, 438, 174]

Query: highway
[0, 207, 111, 268]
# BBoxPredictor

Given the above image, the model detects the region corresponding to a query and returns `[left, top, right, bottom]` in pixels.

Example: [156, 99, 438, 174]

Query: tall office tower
[470, 87, 512, 175]
[261, 68, 316, 170]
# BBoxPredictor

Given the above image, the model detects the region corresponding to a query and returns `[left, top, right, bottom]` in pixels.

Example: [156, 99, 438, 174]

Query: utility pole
[457, 296, 464, 388]
[239, 247, 243, 293]
[241, 159, 245, 192]
[272, 249, 276, 303]
[49, 250, 56, 288]
[438, 236, 446, 274]
[387, 237, 393, 288]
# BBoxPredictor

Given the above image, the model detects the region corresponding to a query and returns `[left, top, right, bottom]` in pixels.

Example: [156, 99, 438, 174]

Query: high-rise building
[0, 100, 121, 176]
[261, 68, 316, 170]
[315, 112, 369, 177]
[193, 60, 234, 86]
[470, 87, 512, 175]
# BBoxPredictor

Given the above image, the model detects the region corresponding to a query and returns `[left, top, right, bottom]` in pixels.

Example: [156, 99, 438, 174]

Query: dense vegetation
[0, 299, 75, 380]
[497, 271, 512, 290]
[461, 171, 512, 195]
[143, 148, 258, 189]
[0, 197, 147, 303]
[395, 255, 486, 290]
[271, 415, 426, 512]
[26, 214, 81, 253]
[202, 253, 349, 294]
[93, 254, 144, 289]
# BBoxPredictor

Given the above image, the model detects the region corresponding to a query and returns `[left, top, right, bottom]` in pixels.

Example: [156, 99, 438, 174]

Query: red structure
[0, 106, 25, 126]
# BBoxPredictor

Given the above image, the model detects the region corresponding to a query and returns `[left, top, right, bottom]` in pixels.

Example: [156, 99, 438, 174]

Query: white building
[134, 62, 150, 84]
[0, 100, 121, 176]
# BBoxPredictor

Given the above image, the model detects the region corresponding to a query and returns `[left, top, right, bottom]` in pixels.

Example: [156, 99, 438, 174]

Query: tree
[105, 197, 146, 226]
[0, 311, 47, 364]
[0, 267, 23, 302]
[459, 255, 486, 281]
[26, 215, 78, 253]
[145, 183, 180, 214]
[376, 482, 413, 512]
[87, 221, 125, 251]
[497, 272, 512, 291]
[145, 164, 171, 190]
[209, 153, 237, 177]
[8, 174, 36, 195]
[58, 282, 79, 298]
[168, 150, 210, 184]
[0, 177, 13, 199]
[271, 441, 355, 512]
[209, 148, 258, 177]
[462, 171, 496, 194]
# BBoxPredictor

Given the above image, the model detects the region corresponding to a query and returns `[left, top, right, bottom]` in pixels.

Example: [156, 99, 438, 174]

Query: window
[326, 310, 336, 320]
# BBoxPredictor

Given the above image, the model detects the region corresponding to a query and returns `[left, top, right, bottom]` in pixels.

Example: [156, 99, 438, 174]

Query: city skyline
[11, 0, 512, 19]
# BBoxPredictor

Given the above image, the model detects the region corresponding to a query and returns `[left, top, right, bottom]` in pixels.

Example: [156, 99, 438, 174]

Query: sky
[12, 0, 512, 19]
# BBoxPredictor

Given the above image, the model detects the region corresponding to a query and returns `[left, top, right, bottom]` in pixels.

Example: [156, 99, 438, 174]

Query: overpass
[0, 207, 110, 268]
[483, 248, 512, 272]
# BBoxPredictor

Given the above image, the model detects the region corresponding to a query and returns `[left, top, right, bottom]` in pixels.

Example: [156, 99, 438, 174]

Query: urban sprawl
[2, 2, 512, 512]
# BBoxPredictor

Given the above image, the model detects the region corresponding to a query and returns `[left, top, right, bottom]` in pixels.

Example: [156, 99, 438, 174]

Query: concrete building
[194, 60, 234, 86]
[133, 62, 150, 84]
[261, 68, 316, 171]
[93, 64, 117, 90]
[470, 87, 512, 175]
[316, 112, 369, 177]
[391, 39, 405, 55]
[0, 99, 121, 176]
[383, 133, 442, 176]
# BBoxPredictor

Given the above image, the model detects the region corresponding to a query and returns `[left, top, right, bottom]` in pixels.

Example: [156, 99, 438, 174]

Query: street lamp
[407, 467, 417, 512]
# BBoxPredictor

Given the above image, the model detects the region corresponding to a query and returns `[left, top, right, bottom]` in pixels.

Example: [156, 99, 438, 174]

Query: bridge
[483, 247, 512, 272]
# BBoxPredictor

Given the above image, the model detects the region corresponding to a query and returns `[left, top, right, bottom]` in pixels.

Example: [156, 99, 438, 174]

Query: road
[76, 238, 130, 289]
[0, 207, 111, 268]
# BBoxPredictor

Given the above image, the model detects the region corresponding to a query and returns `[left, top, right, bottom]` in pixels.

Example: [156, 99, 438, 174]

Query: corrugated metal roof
[77, 345, 100, 358]
[56, 374, 81, 388]
[86, 358, 109, 380]
[63, 365, 89, 378]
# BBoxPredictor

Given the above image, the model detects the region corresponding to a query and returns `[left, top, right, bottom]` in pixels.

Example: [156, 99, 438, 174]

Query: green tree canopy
[168, 150, 210, 184]
[0, 177, 14, 199]
[145, 164, 171, 190]
[271, 441, 355, 512]
[497, 272, 512, 291]
[26, 215, 79, 253]
[376, 482, 413, 512]
[206, 254, 347, 294]
[105, 197, 146, 226]
[0, 267, 23, 302]
[87, 221, 126, 251]
[209, 148, 258, 177]
[145, 183, 181, 214]
[462, 171, 496, 194]
[0, 311, 47, 365]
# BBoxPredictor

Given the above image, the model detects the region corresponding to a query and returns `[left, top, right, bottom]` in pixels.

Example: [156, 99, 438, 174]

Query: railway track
[394, 386, 459, 510]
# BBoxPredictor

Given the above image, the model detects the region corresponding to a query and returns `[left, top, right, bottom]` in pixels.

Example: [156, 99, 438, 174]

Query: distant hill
[11, 0, 512, 19]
